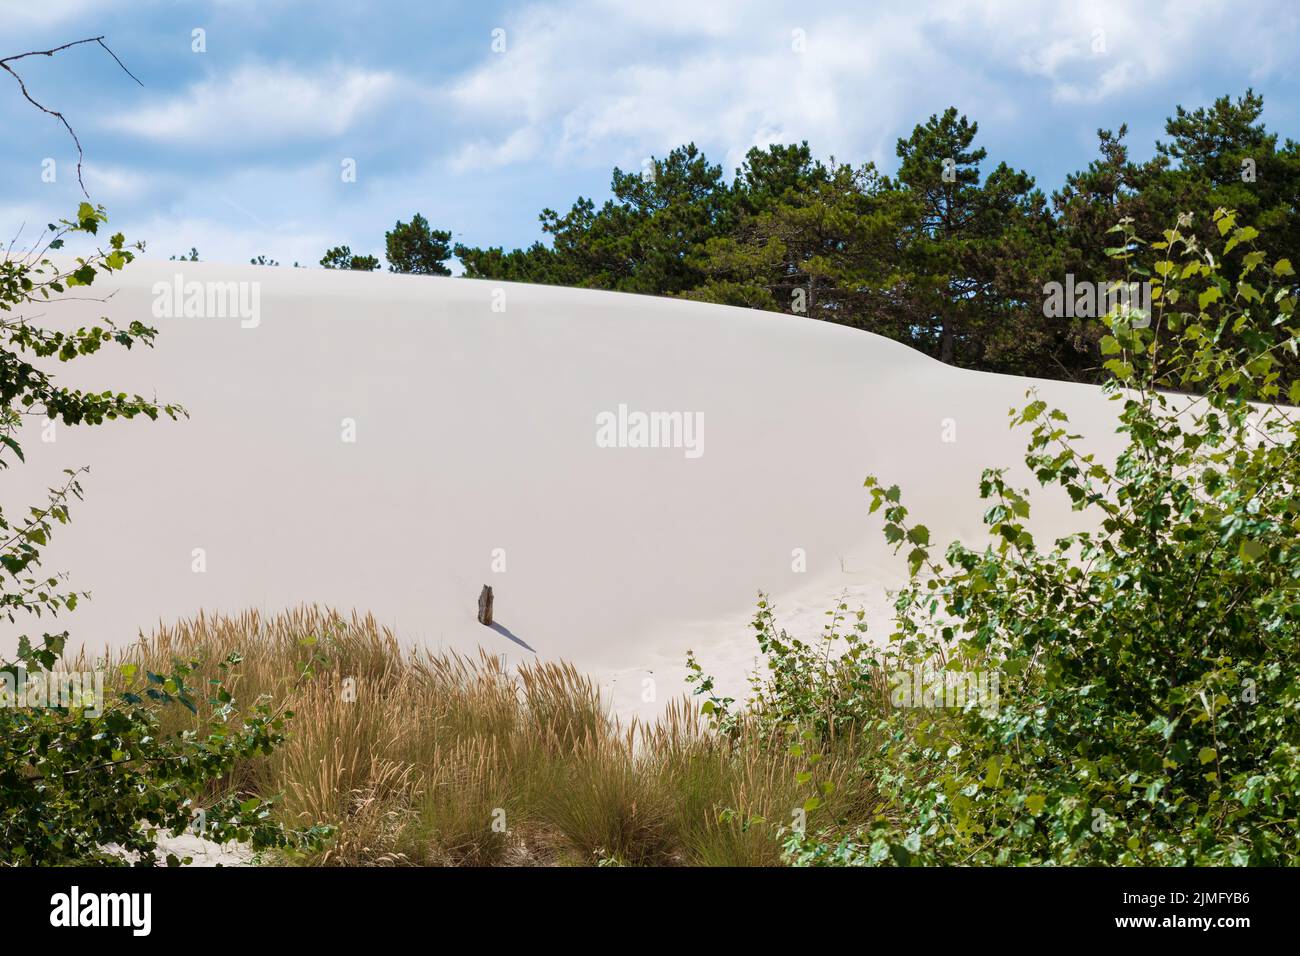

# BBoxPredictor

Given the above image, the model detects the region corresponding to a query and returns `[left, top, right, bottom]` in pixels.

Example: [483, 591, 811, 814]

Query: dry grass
[84, 606, 885, 866]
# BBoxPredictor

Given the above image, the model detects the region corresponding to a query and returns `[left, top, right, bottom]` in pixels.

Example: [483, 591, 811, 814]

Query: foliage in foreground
[757, 210, 1300, 865]
[0, 209, 326, 864]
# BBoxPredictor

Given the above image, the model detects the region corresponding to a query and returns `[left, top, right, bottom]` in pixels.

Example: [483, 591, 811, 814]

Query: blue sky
[3, 0, 1298, 268]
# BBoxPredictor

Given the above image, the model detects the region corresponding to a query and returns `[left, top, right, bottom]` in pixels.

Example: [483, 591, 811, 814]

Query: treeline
[305, 90, 1298, 384]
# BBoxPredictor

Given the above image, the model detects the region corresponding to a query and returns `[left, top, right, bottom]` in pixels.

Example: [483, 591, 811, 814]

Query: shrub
[782, 210, 1300, 865]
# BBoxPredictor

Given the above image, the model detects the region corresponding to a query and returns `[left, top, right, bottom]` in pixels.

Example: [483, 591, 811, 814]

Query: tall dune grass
[82, 606, 885, 866]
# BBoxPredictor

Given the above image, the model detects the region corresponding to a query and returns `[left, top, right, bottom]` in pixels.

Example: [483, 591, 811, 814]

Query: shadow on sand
[488, 621, 535, 653]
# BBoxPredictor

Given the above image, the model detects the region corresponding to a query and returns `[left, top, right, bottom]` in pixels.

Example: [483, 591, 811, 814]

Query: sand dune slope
[4, 260, 1126, 718]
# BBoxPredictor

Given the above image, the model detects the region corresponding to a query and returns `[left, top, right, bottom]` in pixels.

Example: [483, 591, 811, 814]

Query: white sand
[4, 259, 1126, 721]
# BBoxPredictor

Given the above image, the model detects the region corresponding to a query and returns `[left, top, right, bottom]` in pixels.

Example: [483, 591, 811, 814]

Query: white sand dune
[4, 260, 1127, 720]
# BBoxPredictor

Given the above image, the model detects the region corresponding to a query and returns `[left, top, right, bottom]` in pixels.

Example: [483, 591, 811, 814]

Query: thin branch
[0, 36, 143, 198]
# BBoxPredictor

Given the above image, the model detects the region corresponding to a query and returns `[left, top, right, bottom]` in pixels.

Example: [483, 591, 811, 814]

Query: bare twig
[0, 36, 143, 198]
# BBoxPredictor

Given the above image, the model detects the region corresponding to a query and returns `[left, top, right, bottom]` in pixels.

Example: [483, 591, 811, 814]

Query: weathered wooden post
[477, 584, 494, 626]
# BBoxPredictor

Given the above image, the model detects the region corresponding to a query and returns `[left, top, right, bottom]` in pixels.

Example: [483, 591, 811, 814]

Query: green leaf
[1103, 359, 1133, 381]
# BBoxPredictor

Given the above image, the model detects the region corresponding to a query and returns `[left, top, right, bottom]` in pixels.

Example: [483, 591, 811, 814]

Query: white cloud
[439, 0, 1288, 173]
[0, 0, 103, 28]
[451, 127, 544, 172]
[82, 163, 153, 202]
[102, 63, 405, 144]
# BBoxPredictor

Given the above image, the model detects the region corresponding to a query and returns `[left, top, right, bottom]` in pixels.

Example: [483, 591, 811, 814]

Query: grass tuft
[85, 605, 884, 866]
